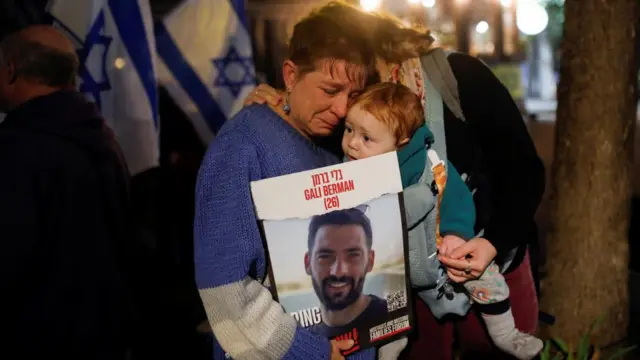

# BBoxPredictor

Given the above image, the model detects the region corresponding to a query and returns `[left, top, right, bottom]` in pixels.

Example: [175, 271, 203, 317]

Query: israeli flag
[48, 0, 159, 176]
[155, 0, 256, 144]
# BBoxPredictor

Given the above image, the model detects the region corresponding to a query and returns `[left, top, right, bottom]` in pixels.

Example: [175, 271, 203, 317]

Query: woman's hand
[438, 237, 497, 283]
[243, 84, 283, 106]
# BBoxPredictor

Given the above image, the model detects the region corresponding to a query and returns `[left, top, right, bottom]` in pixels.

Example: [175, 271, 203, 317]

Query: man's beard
[312, 275, 366, 311]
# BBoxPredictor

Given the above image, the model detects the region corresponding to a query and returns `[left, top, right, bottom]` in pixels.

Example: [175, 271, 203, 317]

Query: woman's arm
[438, 161, 493, 282]
[194, 130, 333, 360]
[448, 53, 546, 257]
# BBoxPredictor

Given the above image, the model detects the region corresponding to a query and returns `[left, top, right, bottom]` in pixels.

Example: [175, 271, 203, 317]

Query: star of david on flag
[48, 0, 160, 176]
[212, 45, 255, 98]
[155, 0, 257, 144]
[75, 10, 112, 111]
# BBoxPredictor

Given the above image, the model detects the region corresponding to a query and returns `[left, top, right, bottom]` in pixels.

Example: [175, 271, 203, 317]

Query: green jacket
[398, 123, 476, 240]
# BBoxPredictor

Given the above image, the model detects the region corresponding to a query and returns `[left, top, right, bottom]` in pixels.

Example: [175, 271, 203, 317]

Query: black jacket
[0, 90, 134, 359]
[444, 53, 545, 271]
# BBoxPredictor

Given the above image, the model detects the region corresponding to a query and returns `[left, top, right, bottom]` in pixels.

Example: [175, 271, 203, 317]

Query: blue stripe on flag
[154, 21, 226, 134]
[229, 0, 249, 29]
[108, 0, 159, 128]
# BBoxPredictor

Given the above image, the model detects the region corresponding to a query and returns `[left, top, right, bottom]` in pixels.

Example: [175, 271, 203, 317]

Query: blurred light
[454, 0, 469, 5]
[360, 0, 381, 11]
[500, 0, 512, 7]
[408, 0, 421, 4]
[114, 57, 126, 69]
[422, 0, 435, 8]
[440, 21, 455, 32]
[475, 21, 489, 34]
[516, 1, 548, 35]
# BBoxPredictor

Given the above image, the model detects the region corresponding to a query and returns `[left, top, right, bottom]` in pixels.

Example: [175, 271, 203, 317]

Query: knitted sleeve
[439, 161, 476, 240]
[193, 131, 333, 360]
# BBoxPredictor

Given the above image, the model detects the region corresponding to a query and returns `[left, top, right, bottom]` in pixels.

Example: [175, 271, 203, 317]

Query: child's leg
[378, 337, 408, 360]
[464, 262, 543, 360]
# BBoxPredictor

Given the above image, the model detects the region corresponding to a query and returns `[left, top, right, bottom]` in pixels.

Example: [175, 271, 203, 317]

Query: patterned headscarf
[386, 57, 426, 109]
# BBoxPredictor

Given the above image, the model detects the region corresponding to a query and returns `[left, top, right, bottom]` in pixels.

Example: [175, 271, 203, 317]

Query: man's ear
[282, 60, 298, 91]
[304, 252, 312, 275]
[3, 61, 17, 85]
[397, 137, 410, 147]
[366, 250, 375, 272]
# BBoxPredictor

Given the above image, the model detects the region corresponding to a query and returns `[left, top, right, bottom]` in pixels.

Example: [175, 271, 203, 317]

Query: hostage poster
[250, 152, 413, 354]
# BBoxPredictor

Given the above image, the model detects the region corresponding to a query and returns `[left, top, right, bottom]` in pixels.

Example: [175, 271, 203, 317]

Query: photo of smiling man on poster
[251, 154, 412, 352]
[304, 206, 388, 336]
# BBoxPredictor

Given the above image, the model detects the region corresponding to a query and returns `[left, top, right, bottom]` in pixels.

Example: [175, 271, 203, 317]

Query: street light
[360, 0, 381, 12]
[516, 0, 549, 35]
[475, 21, 489, 34]
[422, 0, 435, 8]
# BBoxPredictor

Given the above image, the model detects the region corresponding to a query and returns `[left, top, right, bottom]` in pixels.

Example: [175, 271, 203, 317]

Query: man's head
[305, 206, 375, 311]
[0, 25, 78, 112]
[282, 4, 377, 139]
[343, 82, 424, 161]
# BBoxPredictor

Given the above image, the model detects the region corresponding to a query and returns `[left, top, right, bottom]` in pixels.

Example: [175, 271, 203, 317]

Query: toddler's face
[342, 105, 397, 161]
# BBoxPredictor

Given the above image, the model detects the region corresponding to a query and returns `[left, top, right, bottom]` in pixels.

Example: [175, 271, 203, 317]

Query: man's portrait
[262, 193, 408, 337]
[304, 206, 387, 334]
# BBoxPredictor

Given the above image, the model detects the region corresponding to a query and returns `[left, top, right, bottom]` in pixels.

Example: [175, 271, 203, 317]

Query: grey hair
[0, 34, 79, 87]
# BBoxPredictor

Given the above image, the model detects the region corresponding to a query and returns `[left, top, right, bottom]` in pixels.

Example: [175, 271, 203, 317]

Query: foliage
[539, 315, 637, 360]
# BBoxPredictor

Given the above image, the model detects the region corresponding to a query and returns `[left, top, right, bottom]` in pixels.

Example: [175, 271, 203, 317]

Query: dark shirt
[0, 90, 134, 359]
[445, 53, 545, 271]
[308, 295, 388, 338]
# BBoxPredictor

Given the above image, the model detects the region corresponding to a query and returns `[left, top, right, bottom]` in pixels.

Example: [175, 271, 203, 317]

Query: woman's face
[284, 59, 367, 138]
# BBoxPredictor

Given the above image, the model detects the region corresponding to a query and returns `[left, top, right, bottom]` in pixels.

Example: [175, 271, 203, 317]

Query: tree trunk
[541, 0, 638, 345]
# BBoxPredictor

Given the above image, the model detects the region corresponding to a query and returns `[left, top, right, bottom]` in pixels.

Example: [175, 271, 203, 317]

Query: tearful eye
[323, 88, 338, 96]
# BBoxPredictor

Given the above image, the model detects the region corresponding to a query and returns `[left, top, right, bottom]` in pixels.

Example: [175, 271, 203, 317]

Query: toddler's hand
[439, 235, 466, 257]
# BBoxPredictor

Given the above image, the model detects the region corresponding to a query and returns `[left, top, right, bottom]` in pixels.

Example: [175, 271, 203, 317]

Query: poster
[250, 152, 413, 354]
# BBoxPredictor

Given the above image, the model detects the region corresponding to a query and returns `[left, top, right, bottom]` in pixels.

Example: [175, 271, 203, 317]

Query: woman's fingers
[446, 241, 476, 260]
[438, 255, 468, 270]
[250, 84, 282, 105]
[446, 268, 468, 283]
[243, 84, 283, 106]
[440, 256, 482, 282]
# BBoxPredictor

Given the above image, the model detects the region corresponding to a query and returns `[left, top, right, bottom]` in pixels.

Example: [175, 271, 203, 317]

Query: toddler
[343, 82, 543, 360]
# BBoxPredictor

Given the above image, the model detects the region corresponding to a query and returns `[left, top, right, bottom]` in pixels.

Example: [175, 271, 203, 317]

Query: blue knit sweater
[194, 104, 376, 360]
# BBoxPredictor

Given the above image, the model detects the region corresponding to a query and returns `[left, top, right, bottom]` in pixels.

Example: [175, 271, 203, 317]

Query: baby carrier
[403, 48, 517, 318]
